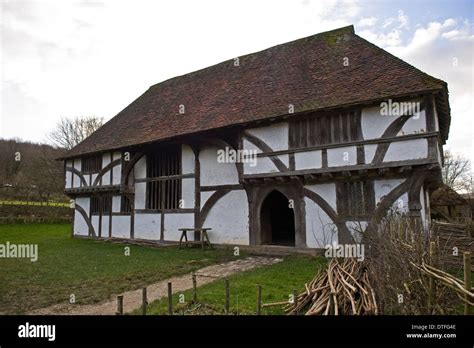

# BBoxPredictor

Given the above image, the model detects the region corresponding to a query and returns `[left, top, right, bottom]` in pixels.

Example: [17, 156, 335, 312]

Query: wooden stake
[116, 295, 123, 315]
[142, 287, 147, 315]
[428, 241, 436, 313]
[192, 274, 197, 303]
[256, 285, 262, 315]
[293, 289, 298, 315]
[225, 279, 230, 314]
[168, 282, 173, 315]
[464, 252, 472, 315]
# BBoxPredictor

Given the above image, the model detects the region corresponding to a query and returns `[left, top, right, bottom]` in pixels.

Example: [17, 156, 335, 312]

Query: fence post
[428, 241, 436, 313]
[464, 252, 472, 315]
[116, 295, 123, 315]
[256, 285, 262, 315]
[192, 274, 197, 303]
[142, 287, 147, 315]
[293, 289, 298, 315]
[168, 282, 173, 315]
[225, 279, 230, 315]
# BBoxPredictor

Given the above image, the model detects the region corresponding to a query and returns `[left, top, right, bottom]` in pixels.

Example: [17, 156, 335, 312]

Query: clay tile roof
[60, 25, 450, 159]
[431, 185, 468, 206]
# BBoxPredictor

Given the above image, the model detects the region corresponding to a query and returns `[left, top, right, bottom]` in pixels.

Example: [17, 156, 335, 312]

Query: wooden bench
[178, 228, 212, 249]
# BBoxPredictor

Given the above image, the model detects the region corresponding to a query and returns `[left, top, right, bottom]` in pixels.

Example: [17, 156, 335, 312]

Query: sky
[1, 0, 473, 163]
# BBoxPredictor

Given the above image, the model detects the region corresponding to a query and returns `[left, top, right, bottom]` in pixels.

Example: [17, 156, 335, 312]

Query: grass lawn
[0, 224, 241, 314]
[140, 255, 326, 315]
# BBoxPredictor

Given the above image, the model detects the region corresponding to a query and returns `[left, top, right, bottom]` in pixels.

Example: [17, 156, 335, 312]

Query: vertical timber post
[256, 285, 262, 315]
[225, 279, 230, 315]
[168, 282, 173, 315]
[116, 295, 123, 315]
[142, 287, 147, 315]
[464, 252, 472, 315]
[192, 274, 197, 303]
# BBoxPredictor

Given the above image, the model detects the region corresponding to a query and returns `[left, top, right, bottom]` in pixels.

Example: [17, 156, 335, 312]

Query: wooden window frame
[82, 155, 102, 174]
[145, 145, 182, 210]
[90, 195, 112, 215]
[289, 110, 362, 149]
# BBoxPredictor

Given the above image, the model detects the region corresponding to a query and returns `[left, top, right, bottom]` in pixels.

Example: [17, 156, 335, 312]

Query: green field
[0, 224, 241, 314]
[139, 255, 326, 315]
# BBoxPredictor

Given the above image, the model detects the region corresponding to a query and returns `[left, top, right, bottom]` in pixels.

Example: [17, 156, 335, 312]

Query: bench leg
[204, 231, 211, 249]
[184, 232, 188, 248]
[179, 232, 184, 249]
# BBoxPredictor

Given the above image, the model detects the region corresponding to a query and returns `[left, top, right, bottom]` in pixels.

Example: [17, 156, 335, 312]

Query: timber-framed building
[60, 25, 451, 248]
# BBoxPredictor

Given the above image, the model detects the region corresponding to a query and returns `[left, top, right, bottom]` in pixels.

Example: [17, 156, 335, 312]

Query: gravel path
[29, 256, 282, 315]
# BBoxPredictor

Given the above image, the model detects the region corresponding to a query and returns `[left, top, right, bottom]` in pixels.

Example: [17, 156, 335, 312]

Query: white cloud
[358, 16, 377, 27]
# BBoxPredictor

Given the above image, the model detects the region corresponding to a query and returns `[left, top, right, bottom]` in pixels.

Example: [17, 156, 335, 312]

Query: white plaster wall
[201, 191, 215, 209]
[433, 101, 440, 132]
[73, 159, 81, 188]
[112, 196, 121, 213]
[91, 173, 98, 186]
[246, 122, 289, 151]
[112, 216, 130, 239]
[112, 152, 122, 185]
[419, 185, 427, 231]
[135, 182, 146, 210]
[84, 174, 90, 186]
[295, 150, 322, 170]
[200, 145, 239, 186]
[182, 145, 195, 175]
[101, 215, 110, 238]
[182, 178, 195, 208]
[305, 198, 338, 248]
[65, 160, 72, 188]
[305, 183, 337, 211]
[384, 138, 427, 162]
[399, 110, 426, 135]
[91, 215, 99, 234]
[164, 213, 194, 241]
[134, 156, 146, 179]
[201, 190, 249, 245]
[243, 139, 262, 154]
[74, 197, 90, 236]
[244, 156, 278, 175]
[134, 214, 161, 240]
[102, 153, 111, 185]
[361, 105, 398, 140]
[327, 146, 357, 167]
[374, 178, 408, 213]
[364, 144, 377, 164]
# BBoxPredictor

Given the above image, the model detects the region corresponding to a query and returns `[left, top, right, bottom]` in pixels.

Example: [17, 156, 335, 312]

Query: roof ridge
[148, 25, 356, 91]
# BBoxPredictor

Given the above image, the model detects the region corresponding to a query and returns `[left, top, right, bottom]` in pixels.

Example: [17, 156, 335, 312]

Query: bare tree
[442, 150, 472, 193]
[48, 116, 103, 150]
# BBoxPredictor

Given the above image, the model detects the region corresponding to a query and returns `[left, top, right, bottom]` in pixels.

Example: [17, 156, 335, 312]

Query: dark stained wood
[321, 149, 328, 168]
[200, 184, 243, 191]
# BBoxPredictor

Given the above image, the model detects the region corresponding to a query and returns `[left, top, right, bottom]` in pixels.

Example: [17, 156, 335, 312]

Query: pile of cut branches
[284, 258, 378, 315]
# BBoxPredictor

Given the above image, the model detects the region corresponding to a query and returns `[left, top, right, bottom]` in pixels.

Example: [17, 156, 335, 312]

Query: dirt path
[29, 256, 282, 315]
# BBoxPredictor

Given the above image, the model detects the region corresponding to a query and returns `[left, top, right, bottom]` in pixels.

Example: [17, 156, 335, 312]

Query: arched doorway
[260, 190, 295, 246]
